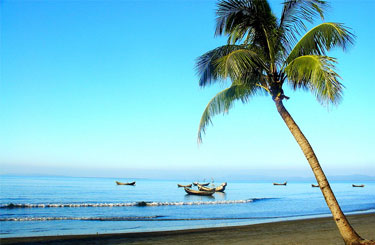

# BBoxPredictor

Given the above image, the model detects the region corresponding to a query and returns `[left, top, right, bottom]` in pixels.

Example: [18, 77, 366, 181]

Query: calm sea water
[0, 176, 374, 238]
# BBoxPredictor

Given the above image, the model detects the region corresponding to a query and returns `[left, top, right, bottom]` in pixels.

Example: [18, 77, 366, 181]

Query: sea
[0, 176, 374, 238]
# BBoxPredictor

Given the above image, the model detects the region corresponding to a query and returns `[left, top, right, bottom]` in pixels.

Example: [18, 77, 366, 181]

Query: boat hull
[352, 184, 365, 187]
[215, 185, 226, 192]
[177, 184, 192, 188]
[198, 183, 227, 192]
[116, 181, 136, 186]
[198, 185, 215, 192]
[184, 187, 215, 196]
[273, 182, 287, 186]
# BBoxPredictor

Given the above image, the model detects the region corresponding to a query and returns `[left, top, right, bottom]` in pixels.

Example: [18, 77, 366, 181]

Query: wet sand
[1, 213, 374, 245]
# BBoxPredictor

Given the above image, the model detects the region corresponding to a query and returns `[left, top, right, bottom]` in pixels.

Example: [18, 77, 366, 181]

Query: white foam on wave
[0, 216, 161, 222]
[1, 203, 137, 208]
[146, 199, 254, 206]
[1, 199, 256, 209]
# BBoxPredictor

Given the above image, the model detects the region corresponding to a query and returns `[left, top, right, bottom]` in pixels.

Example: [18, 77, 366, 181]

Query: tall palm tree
[196, 0, 374, 244]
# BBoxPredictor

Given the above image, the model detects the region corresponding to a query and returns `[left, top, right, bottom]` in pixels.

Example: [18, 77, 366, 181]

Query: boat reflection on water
[184, 194, 215, 201]
[214, 192, 227, 199]
[183, 192, 227, 202]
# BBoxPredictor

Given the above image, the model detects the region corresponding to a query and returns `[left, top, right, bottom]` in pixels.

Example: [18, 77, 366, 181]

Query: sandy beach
[1, 213, 374, 245]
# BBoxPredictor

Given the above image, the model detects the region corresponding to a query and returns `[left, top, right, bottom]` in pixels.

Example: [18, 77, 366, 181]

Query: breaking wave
[0, 198, 269, 209]
[2, 208, 374, 222]
[0, 216, 164, 222]
[0, 214, 299, 222]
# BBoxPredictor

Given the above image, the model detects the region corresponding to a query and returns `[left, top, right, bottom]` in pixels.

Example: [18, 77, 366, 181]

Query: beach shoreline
[1, 213, 374, 245]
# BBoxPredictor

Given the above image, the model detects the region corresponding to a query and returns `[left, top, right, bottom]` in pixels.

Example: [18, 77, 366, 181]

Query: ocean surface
[1, 176, 374, 238]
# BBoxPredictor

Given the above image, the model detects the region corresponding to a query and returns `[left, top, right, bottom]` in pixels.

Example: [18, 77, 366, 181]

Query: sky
[1, 0, 374, 180]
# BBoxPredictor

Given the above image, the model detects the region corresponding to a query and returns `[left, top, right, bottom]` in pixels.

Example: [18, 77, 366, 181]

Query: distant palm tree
[196, 0, 374, 244]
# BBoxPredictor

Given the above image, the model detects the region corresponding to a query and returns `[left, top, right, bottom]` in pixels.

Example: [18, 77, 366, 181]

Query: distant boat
[273, 181, 287, 186]
[184, 187, 215, 196]
[352, 184, 365, 187]
[115, 181, 136, 186]
[177, 184, 192, 188]
[311, 184, 319, 187]
[193, 182, 210, 186]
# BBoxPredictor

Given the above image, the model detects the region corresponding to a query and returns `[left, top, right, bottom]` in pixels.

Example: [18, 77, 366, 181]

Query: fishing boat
[215, 182, 227, 192]
[115, 181, 136, 186]
[352, 184, 365, 187]
[177, 184, 192, 188]
[273, 181, 287, 186]
[184, 187, 215, 196]
[198, 185, 216, 192]
[193, 182, 210, 186]
[198, 182, 227, 192]
[311, 184, 319, 187]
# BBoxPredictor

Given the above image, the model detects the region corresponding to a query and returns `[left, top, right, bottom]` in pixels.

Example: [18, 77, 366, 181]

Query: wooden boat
[198, 185, 216, 192]
[352, 184, 365, 187]
[115, 181, 136, 186]
[273, 181, 287, 186]
[215, 183, 227, 192]
[311, 184, 319, 187]
[177, 184, 192, 188]
[184, 187, 215, 196]
[193, 182, 210, 186]
[198, 182, 227, 192]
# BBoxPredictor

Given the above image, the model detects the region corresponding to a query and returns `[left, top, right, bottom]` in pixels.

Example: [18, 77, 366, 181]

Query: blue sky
[1, 0, 374, 179]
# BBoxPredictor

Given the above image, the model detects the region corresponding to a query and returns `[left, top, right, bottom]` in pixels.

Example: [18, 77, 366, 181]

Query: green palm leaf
[284, 55, 343, 104]
[215, 0, 277, 58]
[196, 45, 247, 87]
[280, 0, 326, 46]
[286, 22, 354, 64]
[198, 83, 260, 143]
[216, 0, 275, 35]
[214, 48, 266, 80]
[215, 0, 254, 36]
[226, 25, 252, 44]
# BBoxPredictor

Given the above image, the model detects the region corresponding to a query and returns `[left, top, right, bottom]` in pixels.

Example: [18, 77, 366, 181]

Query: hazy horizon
[2, 163, 374, 182]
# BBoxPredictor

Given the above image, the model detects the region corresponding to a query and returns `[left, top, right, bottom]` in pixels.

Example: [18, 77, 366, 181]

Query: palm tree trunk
[274, 98, 374, 245]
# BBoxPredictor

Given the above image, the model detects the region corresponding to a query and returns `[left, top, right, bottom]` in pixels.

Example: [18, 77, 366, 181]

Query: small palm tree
[196, 0, 374, 244]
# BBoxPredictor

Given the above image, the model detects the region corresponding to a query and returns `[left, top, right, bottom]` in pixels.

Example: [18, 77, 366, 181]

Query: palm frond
[198, 83, 260, 143]
[214, 49, 266, 80]
[284, 55, 343, 104]
[286, 22, 354, 64]
[227, 25, 250, 44]
[215, 0, 277, 49]
[280, 0, 327, 47]
[196, 45, 247, 87]
[215, 0, 252, 37]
